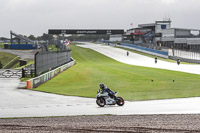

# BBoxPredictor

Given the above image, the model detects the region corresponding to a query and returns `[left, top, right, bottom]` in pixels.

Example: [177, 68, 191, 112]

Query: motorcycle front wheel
[96, 97, 106, 107]
[116, 97, 124, 106]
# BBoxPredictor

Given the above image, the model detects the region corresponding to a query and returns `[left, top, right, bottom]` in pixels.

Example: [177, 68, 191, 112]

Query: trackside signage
[48, 29, 124, 35]
[26, 59, 75, 89]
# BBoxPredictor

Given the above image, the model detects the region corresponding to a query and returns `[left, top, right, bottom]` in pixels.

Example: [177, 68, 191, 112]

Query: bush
[0, 61, 2, 69]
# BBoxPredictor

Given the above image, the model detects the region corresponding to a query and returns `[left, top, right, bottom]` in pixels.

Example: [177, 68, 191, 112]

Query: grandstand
[125, 20, 200, 61]
[10, 31, 38, 49]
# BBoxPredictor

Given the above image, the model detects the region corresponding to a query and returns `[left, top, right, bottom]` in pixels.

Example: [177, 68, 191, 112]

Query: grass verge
[0, 52, 18, 68]
[34, 44, 200, 101]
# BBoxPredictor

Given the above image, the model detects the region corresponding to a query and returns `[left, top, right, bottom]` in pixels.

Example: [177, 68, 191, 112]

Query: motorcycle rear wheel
[116, 97, 124, 106]
[96, 97, 106, 107]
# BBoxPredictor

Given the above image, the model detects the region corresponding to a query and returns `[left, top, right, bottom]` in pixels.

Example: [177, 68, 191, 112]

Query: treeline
[27, 34, 109, 41]
[27, 33, 54, 41]
[66, 35, 109, 41]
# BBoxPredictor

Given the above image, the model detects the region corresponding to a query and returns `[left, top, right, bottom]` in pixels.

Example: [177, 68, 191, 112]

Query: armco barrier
[119, 43, 168, 58]
[26, 59, 75, 89]
[169, 56, 200, 64]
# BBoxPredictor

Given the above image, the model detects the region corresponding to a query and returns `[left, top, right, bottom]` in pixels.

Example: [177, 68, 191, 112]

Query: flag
[130, 23, 133, 26]
[52, 35, 57, 38]
[64, 41, 70, 47]
[63, 41, 67, 45]
[66, 41, 70, 46]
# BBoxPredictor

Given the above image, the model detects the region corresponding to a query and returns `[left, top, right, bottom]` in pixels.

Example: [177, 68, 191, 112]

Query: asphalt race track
[1, 42, 200, 118]
[0, 48, 38, 60]
[79, 43, 200, 75]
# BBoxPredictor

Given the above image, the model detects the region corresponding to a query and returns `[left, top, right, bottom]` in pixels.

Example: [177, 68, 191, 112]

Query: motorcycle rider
[155, 57, 157, 64]
[177, 59, 180, 65]
[99, 83, 116, 99]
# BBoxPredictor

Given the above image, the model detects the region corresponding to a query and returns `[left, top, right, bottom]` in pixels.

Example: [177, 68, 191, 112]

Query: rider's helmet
[99, 83, 105, 90]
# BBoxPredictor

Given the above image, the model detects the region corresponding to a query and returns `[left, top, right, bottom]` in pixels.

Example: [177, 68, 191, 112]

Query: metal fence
[35, 50, 71, 76]
[22, 64, 35, 78]
[0, 64, 35, 78]
[0, 69, 22, 78]
[168, 49, 200, 62]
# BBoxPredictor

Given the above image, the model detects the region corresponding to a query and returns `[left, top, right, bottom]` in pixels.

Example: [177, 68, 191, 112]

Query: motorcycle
[96, 89, 124, 107]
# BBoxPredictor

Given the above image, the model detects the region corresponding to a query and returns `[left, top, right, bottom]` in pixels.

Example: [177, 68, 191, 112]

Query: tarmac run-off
[1, 42, 200, 118]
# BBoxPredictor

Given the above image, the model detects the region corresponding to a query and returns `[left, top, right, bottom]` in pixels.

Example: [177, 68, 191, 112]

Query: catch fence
[35, 50, 71, 76]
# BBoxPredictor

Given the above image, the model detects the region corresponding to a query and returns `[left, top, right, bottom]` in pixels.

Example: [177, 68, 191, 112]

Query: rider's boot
[109, 94, 117, 100]
[113, 95, 117, 100]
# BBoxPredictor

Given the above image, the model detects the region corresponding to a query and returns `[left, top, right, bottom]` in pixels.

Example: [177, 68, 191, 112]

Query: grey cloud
[0, 0, 200, 37]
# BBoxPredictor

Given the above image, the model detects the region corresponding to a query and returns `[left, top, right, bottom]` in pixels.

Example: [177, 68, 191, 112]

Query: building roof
[138, 23, 155, 28]
[172, 28, 200, 31]
[0, 37, 10, 40]
[127, 27, 143, 31]
[155, 20, 171, 24]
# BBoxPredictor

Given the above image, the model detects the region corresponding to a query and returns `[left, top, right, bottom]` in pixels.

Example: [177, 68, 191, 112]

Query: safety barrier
[119, 43, 169, 58]
[10, 44, 35, 49]
[0, 69, 22, 78]
[169, 56, 200, 64]
[35, 50, 71, 76]
[26, 59, 75, 89]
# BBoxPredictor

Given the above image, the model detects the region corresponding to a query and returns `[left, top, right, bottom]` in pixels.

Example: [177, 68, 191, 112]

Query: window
[161, 25, 166, 29]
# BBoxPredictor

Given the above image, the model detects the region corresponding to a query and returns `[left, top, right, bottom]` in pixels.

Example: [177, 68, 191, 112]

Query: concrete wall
[168, 49, 200, 60]
[158, 29, 175, 42]
[169, 56, 200, 64]
[161, 29, 175, 37]
[175, 29, 190, 37]
[155, 23, 171, 33]
[187, 38, 200, 45]
[174, 38, 200, 44]
[109, 35, 122, 42]
[162, 36, 175, 41]
[174, 38, 187, 43]
[27, 59, 75, 89]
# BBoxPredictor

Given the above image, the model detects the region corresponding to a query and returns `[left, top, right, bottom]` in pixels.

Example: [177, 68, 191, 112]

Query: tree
[38, 33, 53, 41]
[0, 61, 3, 69]
[28, 35, 36, 40]
[66, 34, 109, 41]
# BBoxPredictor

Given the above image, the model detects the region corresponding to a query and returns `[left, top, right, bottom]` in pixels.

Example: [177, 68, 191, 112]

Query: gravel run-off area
[1, 114, 200, 133]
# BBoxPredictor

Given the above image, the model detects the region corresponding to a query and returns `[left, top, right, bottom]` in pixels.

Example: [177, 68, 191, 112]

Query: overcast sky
[0, 0, 200, 37]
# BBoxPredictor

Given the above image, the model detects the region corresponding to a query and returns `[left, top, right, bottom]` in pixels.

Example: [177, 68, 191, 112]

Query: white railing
[26, 59, 75, 89]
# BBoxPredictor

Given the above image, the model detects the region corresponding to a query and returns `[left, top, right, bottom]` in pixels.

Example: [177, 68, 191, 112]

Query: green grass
[47, 43, 72, 51]
[34, 44, 200, 101]
[0, 43, 4, 48]
[0, 52, 18, 68]
[16, 60, 34, 69]
[0, 42, 11, 48]
[0, 50, 34, 69]
[48, 44, 58, 51]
